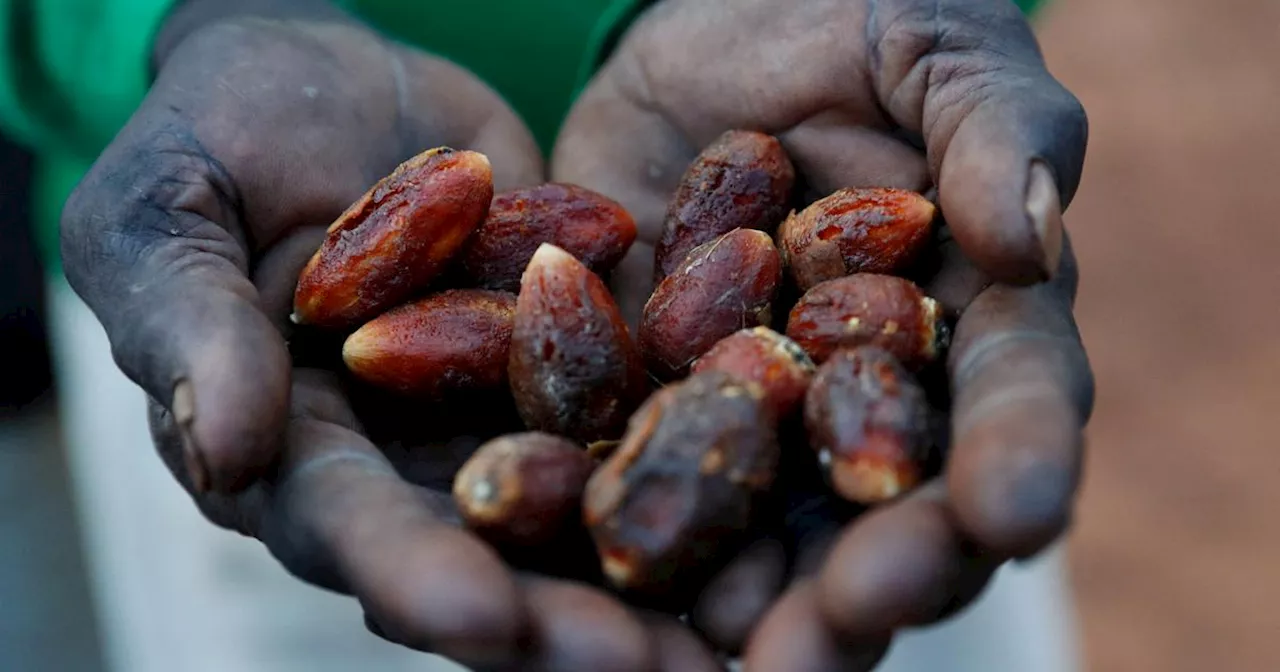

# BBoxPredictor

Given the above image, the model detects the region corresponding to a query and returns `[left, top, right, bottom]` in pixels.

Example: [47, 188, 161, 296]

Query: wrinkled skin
[59, 2, 719, 670]
[553, 0, 1092, 667]
[60, 0, 1091, 669]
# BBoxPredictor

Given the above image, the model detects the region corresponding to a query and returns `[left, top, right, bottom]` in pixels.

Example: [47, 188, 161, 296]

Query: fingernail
[173, 380, 211, 493]
[1026, 161, 1064, 278]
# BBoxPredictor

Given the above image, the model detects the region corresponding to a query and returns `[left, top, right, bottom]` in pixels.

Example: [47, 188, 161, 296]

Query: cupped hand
[60, 5, 720, 670]
[552, 0, 1092, 667]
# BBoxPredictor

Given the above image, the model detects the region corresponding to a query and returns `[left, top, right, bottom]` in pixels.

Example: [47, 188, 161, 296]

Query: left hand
[551, 0, 1093, 667]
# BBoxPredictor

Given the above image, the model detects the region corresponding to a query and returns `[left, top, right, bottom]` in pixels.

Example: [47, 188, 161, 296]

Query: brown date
[805, 347, 931, 504]
[639, 229, 782, 380]
[458, 183, 637, 293]
[452, 432, 596, 546]
[787, 273, 947, 370]
[508, 244, 647, 443]
[342, 289, 515, 397]
[583, 371, 779, 595]
[293, 147, 493, 329]
[691, 326, 815, 419]
[653, 130, 795, 282]
[778, 187, 936, 291]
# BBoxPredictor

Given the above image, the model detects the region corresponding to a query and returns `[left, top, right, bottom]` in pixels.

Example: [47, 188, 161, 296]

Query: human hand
[60, 2, 721, 669]
[551, 0, 1092, 667]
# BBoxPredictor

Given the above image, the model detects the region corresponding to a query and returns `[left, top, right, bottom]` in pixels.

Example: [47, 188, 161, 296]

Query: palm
[552, 0, 1092, 666]
[69, 15, 730, 670]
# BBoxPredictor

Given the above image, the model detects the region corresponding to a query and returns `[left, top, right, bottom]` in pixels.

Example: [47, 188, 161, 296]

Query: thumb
[868, 0, 1088, 284]
[61, 130, 290, 494]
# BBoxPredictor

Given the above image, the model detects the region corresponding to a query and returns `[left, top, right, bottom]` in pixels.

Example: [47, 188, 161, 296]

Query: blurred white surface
[877, 544, 1082, 672]
[38, 276, 1080, 672]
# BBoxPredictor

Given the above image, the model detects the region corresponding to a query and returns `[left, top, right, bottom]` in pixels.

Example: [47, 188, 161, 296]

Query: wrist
[151, 0, 353, 73]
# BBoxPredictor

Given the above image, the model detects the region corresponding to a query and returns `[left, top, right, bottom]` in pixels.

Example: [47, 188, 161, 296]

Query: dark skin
[60, 0, 1092, 669]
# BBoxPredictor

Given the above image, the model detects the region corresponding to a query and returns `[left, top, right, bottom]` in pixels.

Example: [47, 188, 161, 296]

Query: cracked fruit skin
[292, 147, 493, 329]
[691, 327, 815, 420]
[508, 244, 647, 444]
[653, 130, 795, 282]
[453, 432, 596, 546]
[778, 187, 936, 291]
[805, 347, 931, 505]
[342, 289, 515, 398]
[458, 183, 637, 293]
[583, 371, 779, 595]
[639, 229, 782, 381]
[786, 273, 948, 370]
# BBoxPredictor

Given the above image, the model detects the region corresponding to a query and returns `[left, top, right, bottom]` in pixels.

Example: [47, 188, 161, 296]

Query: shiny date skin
[640, 229, 783, 381]
[342, 289, 515, 398]
[805, 347, 932, 505]
[691, 326, 815, 420]
[653, 130, 795, 282]
[453, 432, 597, 547]
[459, 183, 637, 293]
[583, 371, 780, 597]
[778, 187, 936, 291]
[508, 244, 648, 444]
[787, 273, 948, 370]
[293, 147, 493, 329]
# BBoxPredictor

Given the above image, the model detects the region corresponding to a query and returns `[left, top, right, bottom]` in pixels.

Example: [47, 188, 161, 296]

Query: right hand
[59, 4, 720, 670]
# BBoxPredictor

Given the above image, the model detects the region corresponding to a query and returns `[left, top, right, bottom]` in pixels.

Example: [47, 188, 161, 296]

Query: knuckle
[66, 124, 245, 265]
[58, 126, 253, 373]
[951, 326, 1079, 389]
[869, 0, 1026, 91]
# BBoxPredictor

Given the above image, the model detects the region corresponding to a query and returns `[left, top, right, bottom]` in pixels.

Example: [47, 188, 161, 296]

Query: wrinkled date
[509, 244, 647, 443]
[787, 273, 948, 370]
[639, 229, 783, 380]
[459, 183, 638, 293]
[342, 289, 515, 398]
[583, 371, 779, 595]
[691, 327, 815, 420]
[653, 130, 795, 282]
[778, 187, 936, 291]
[293, 147, 494, 329]
[805, 347, 931, 504]
[453, 432, 597, 546]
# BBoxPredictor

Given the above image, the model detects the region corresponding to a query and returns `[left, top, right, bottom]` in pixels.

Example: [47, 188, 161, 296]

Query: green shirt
[0, 0, 1043, 274]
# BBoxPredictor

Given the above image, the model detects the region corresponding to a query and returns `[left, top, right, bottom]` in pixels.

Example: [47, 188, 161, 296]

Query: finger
[62, 135, 290, 494]
[778, 111, 930, 198]
[920, 225, 993, 316]
[520, 578, 655, 672]
[645, 615, 726, 672]
[260, 416, 528, 669]
[945, 241, 1093, 558]
[867, 0, 1087, 283]
[690, 539, 787, 654]
[742, 581, 891, 672]
[814, 482, 999, 638]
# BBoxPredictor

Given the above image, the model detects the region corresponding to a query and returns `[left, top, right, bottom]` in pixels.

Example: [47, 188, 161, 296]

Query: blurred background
[2, 0, 1278, 669]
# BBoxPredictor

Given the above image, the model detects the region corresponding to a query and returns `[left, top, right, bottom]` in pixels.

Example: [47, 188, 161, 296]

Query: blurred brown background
[2, 0, 1279, 670]
[1038, 0, 1280, 669]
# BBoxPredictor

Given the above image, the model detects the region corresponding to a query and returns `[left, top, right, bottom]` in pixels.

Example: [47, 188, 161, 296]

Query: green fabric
[1018, 0, 1045, 15]
[343, 0, 634, 154]
[1, 0, 1044, 275]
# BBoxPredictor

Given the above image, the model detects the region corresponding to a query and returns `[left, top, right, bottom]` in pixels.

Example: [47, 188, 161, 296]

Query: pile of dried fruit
[291, 131, 949, 605]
